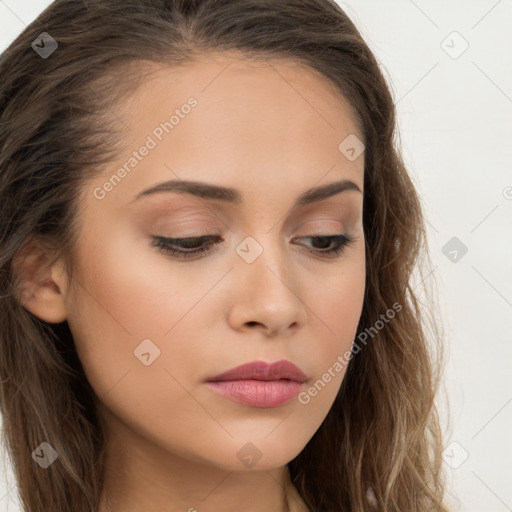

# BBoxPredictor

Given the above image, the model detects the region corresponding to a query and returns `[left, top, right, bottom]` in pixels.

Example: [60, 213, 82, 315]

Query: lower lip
[205, 380, 304, 408]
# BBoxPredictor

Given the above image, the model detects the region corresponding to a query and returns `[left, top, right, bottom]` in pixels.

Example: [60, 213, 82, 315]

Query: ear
[12, 237, 69, 324]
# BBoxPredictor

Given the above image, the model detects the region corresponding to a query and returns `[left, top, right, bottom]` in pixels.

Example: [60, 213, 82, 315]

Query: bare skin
[18, 52, 365, 512]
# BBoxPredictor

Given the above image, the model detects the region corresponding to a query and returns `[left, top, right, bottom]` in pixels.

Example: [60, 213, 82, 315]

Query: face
[63, 53, 366, 472]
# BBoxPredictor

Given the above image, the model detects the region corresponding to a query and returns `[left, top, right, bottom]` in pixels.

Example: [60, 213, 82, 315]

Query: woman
[0, 1, 448, 511]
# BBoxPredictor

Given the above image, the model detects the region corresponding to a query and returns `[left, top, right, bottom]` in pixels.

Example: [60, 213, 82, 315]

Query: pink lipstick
[205, 360, 307, 408]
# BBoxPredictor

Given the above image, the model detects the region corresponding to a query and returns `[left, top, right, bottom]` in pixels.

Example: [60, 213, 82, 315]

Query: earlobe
[12, 239, 69, 324]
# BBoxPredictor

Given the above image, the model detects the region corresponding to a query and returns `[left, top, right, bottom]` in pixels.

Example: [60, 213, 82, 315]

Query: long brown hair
[0, 1, 448, 510]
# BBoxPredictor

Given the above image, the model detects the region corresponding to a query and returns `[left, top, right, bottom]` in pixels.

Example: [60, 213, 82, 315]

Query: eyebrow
[134, 178, 362, 208]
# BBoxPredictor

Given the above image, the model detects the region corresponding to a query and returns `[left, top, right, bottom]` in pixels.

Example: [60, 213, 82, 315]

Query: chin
[201, 437, 306, 472]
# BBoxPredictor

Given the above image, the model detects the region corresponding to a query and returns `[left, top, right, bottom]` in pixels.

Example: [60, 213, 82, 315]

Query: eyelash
[151, 233, 357, 260]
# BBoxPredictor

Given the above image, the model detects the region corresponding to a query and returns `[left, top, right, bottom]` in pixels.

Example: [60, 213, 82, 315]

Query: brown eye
[292, 234, 356, 257]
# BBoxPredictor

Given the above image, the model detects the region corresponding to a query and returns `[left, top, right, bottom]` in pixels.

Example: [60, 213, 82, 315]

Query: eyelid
[295, 219, 344, 234]
[152, 218, 346, 240]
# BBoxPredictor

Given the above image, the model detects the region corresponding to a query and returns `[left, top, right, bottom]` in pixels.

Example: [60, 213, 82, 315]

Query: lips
[204, 360, 308, 408]
[205, 359, 308, 384]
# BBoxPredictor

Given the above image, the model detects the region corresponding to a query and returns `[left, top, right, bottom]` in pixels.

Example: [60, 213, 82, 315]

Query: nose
[226, 241, 307, 337]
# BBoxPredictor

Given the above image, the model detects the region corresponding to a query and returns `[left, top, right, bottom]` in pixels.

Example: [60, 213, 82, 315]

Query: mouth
[204, 359, 308, 408]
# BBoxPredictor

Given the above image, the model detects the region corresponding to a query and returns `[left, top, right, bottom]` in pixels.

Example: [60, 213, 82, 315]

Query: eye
[151, 233, 357, 260]
[151, 235, 221, 259]
[291, 234, 356, 258]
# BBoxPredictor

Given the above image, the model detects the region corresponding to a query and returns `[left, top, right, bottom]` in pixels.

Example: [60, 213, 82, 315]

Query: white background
[1, 1, 511, 511]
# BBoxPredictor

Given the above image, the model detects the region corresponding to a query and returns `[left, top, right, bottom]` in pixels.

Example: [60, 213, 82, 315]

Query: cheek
[68, 219, 205, 340]
[309, 243, 366, 349]
[64, 229, 179, 395]
[65, 239, 211, 457]
[66, 222, 238, 415]
[297, 246, 366, 403]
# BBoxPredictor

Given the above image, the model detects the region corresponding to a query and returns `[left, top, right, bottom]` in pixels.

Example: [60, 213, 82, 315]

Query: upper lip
[205, 360, 308, 383]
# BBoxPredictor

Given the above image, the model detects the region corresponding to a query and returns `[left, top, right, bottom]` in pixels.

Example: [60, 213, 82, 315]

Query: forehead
[86, 52, 364, 211]
[123, 51, 363, 138]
